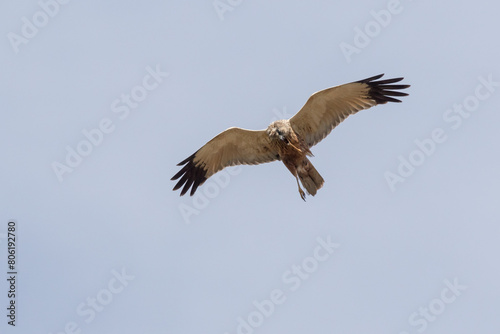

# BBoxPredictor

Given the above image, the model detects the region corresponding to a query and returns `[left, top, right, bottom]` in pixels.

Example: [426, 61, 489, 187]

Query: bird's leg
[288, 141, 302, 153]
[283, 158, 306, 201]
[295, 175, 306, 201]
[283, 137, 303, 153]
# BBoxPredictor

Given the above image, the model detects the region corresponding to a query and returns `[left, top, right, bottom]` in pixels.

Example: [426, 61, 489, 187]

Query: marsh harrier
[172, 74, 409, 200]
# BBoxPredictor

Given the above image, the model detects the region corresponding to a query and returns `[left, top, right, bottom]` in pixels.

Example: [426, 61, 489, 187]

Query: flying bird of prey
[172, 74, 409, 200]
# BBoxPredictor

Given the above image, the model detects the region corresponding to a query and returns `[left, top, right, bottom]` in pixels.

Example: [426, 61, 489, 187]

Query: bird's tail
[298, 158, 324, 196]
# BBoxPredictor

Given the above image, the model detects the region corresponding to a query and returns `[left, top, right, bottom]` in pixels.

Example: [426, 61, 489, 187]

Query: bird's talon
[299, 189, 306, 201]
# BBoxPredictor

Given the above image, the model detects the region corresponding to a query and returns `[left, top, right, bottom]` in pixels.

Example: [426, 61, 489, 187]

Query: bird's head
[267, 120, 291, 143]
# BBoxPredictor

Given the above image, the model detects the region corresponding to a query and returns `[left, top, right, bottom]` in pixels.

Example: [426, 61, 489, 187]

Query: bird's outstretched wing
[172, 127, 279, 196]
[289, 74, 410, 147]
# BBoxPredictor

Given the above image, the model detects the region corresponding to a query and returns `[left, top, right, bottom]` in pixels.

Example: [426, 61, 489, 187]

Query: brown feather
[172, 127, 279, 196]
[289, 74, 410, 147]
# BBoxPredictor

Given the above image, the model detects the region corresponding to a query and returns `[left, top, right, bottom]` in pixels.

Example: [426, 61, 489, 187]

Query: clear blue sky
[1, 1, 499, 333]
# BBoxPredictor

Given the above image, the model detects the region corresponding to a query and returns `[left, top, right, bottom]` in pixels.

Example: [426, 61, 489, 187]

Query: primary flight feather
[172, 74, 410, 200]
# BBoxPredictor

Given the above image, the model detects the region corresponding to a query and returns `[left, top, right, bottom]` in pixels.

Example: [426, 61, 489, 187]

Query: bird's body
[266, 119, 322, 200]
[172, 74, 410, 200]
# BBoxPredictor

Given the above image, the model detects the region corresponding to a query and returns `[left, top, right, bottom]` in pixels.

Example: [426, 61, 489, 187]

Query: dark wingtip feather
[171, 152, 207, 196]
[357, 74, 410, 105]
